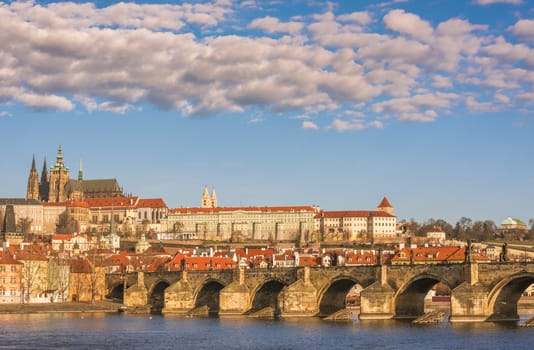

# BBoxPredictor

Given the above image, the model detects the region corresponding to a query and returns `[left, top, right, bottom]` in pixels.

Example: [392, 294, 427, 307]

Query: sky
[0, 0, 533, 225]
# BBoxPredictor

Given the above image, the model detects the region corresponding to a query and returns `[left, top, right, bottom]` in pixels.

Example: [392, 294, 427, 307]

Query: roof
[137, 198, 168, 209]
[501, 217, 527, 226]
[317, 210, 395, 218]
[169, 206, 316, 214]
[85, 196, 139, 210]
[377, 196, 393, 208]
[67, 179, 122, 194]
[0, 252, 22, 265]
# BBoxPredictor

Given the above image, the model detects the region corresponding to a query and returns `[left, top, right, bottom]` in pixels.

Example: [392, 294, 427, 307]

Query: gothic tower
[48, 145, 70, 203]
[39, 157, 49, 202]
[26, 155, 39, 200]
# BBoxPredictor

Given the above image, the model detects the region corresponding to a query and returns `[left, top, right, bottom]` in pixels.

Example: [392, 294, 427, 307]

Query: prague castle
[26, 145, 123, 203]
[1, 146, 400, 244]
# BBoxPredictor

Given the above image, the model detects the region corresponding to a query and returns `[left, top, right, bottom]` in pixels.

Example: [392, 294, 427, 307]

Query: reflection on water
[0, 312, 533, 350]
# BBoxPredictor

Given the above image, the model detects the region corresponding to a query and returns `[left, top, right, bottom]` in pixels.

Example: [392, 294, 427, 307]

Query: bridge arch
[249, 278, 288, 316]
[486, 271, 534, 321]
[317, 275, 361, 317]
[108, 282, 125, 302]
[148, 279, 172, 314]
[394, 273, 453, 319]
[193, 279, 226, 315]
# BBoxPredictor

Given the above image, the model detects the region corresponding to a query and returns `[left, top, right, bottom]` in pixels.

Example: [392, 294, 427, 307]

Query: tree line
[406, 217, 534, 242]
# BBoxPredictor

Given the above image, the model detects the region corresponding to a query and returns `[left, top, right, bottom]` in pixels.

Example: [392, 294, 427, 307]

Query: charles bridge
[106, 260, 534, 322]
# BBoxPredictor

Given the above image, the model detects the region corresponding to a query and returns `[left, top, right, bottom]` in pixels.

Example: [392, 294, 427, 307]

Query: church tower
[210, 188, 218, 208]
[26, 155, 39, 200]
[39, 157, 49, 202]
[48, 145, 70, 203]
[201, 186, 211, 208]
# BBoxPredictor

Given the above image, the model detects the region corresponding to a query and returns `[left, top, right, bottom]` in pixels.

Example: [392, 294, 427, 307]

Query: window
[10, 278, 16, 284]
[11, 266, 16, 272]
[0, 266, 4, 272]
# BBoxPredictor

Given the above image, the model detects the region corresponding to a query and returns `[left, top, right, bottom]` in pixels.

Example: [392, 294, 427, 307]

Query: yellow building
[167, 206, 316, 243]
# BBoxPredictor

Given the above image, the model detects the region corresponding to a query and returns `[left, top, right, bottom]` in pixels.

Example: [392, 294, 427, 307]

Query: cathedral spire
[26, 155, 39, 200]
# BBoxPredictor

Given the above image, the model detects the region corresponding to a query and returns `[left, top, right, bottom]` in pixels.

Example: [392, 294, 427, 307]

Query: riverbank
[0, 300, 123, 314]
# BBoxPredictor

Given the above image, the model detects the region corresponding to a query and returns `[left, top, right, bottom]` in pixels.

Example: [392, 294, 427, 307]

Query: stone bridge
[106, 261, 534, 322]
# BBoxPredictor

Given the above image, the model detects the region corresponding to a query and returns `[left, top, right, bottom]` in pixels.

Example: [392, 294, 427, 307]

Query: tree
[56, 211, 80, 234]
[452, 217, 473, 241]
[17, 217, 33, 241]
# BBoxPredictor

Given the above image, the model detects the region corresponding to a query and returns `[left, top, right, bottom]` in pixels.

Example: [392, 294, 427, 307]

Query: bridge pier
[219, 268, 251, 316]
[449, 282, 489, 322]
[360, 266, 395, 320]
[450, 262, 489, 322]
[279, 266, 319, 317]
[123, 272, 150, 313]
[162, 271, 196, 316]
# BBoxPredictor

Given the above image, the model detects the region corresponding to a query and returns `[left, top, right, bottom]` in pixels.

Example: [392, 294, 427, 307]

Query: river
[0, 312, 533, 350]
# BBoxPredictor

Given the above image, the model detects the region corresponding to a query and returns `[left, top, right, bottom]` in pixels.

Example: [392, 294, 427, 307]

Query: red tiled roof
[67, 201, 89, 208]
[137, 198, 167, 209]
[169, 206, 316, 214]
[391, 246, 490, 263]
[0, 251, 22, 265]
[317, 210, 395, 218]
[85, 197, 139, 210]
[377, 196, 393, 208]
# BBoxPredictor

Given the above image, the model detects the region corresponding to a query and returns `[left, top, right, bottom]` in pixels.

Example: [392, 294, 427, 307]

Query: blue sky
[0, 0, 533, 224]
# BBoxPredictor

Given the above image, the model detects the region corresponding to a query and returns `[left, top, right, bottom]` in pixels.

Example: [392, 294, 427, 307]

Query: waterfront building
[68, 255, 106, 302]
[315, 197, 398, 243]
[7, 243, 50, 303]
[0, 250, 22, 304]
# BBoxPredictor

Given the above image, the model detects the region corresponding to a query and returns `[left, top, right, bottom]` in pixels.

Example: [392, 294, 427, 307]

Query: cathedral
[26, 145, 124, 203]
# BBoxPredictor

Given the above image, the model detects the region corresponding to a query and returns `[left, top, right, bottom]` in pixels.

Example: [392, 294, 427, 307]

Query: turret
[377, 196, 394, 215]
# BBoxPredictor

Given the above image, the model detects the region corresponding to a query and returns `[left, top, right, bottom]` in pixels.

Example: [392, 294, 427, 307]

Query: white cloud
[474, 0, 522, 5]
[337, 12, 372, 25]
[383, 9, 433, 42]
[302, 121, 319, 129]
[248, 16, 303, 34]
[0, 111, 12, 117]
[508, 19, 534, 40]
[0, 1, 532, 127]
[328, 118, 383, 131]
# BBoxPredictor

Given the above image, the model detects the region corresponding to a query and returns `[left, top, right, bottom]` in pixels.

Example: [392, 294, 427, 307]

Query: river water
[0, 312, 533, 350]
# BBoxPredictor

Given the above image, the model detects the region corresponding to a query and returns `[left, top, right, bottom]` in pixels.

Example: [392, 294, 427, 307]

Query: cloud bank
[0, 0, 532, 131]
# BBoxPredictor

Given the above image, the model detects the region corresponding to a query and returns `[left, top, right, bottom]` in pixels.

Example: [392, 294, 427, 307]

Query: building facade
[315, 197, 398, 243]
[167, 206, 316, 242]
